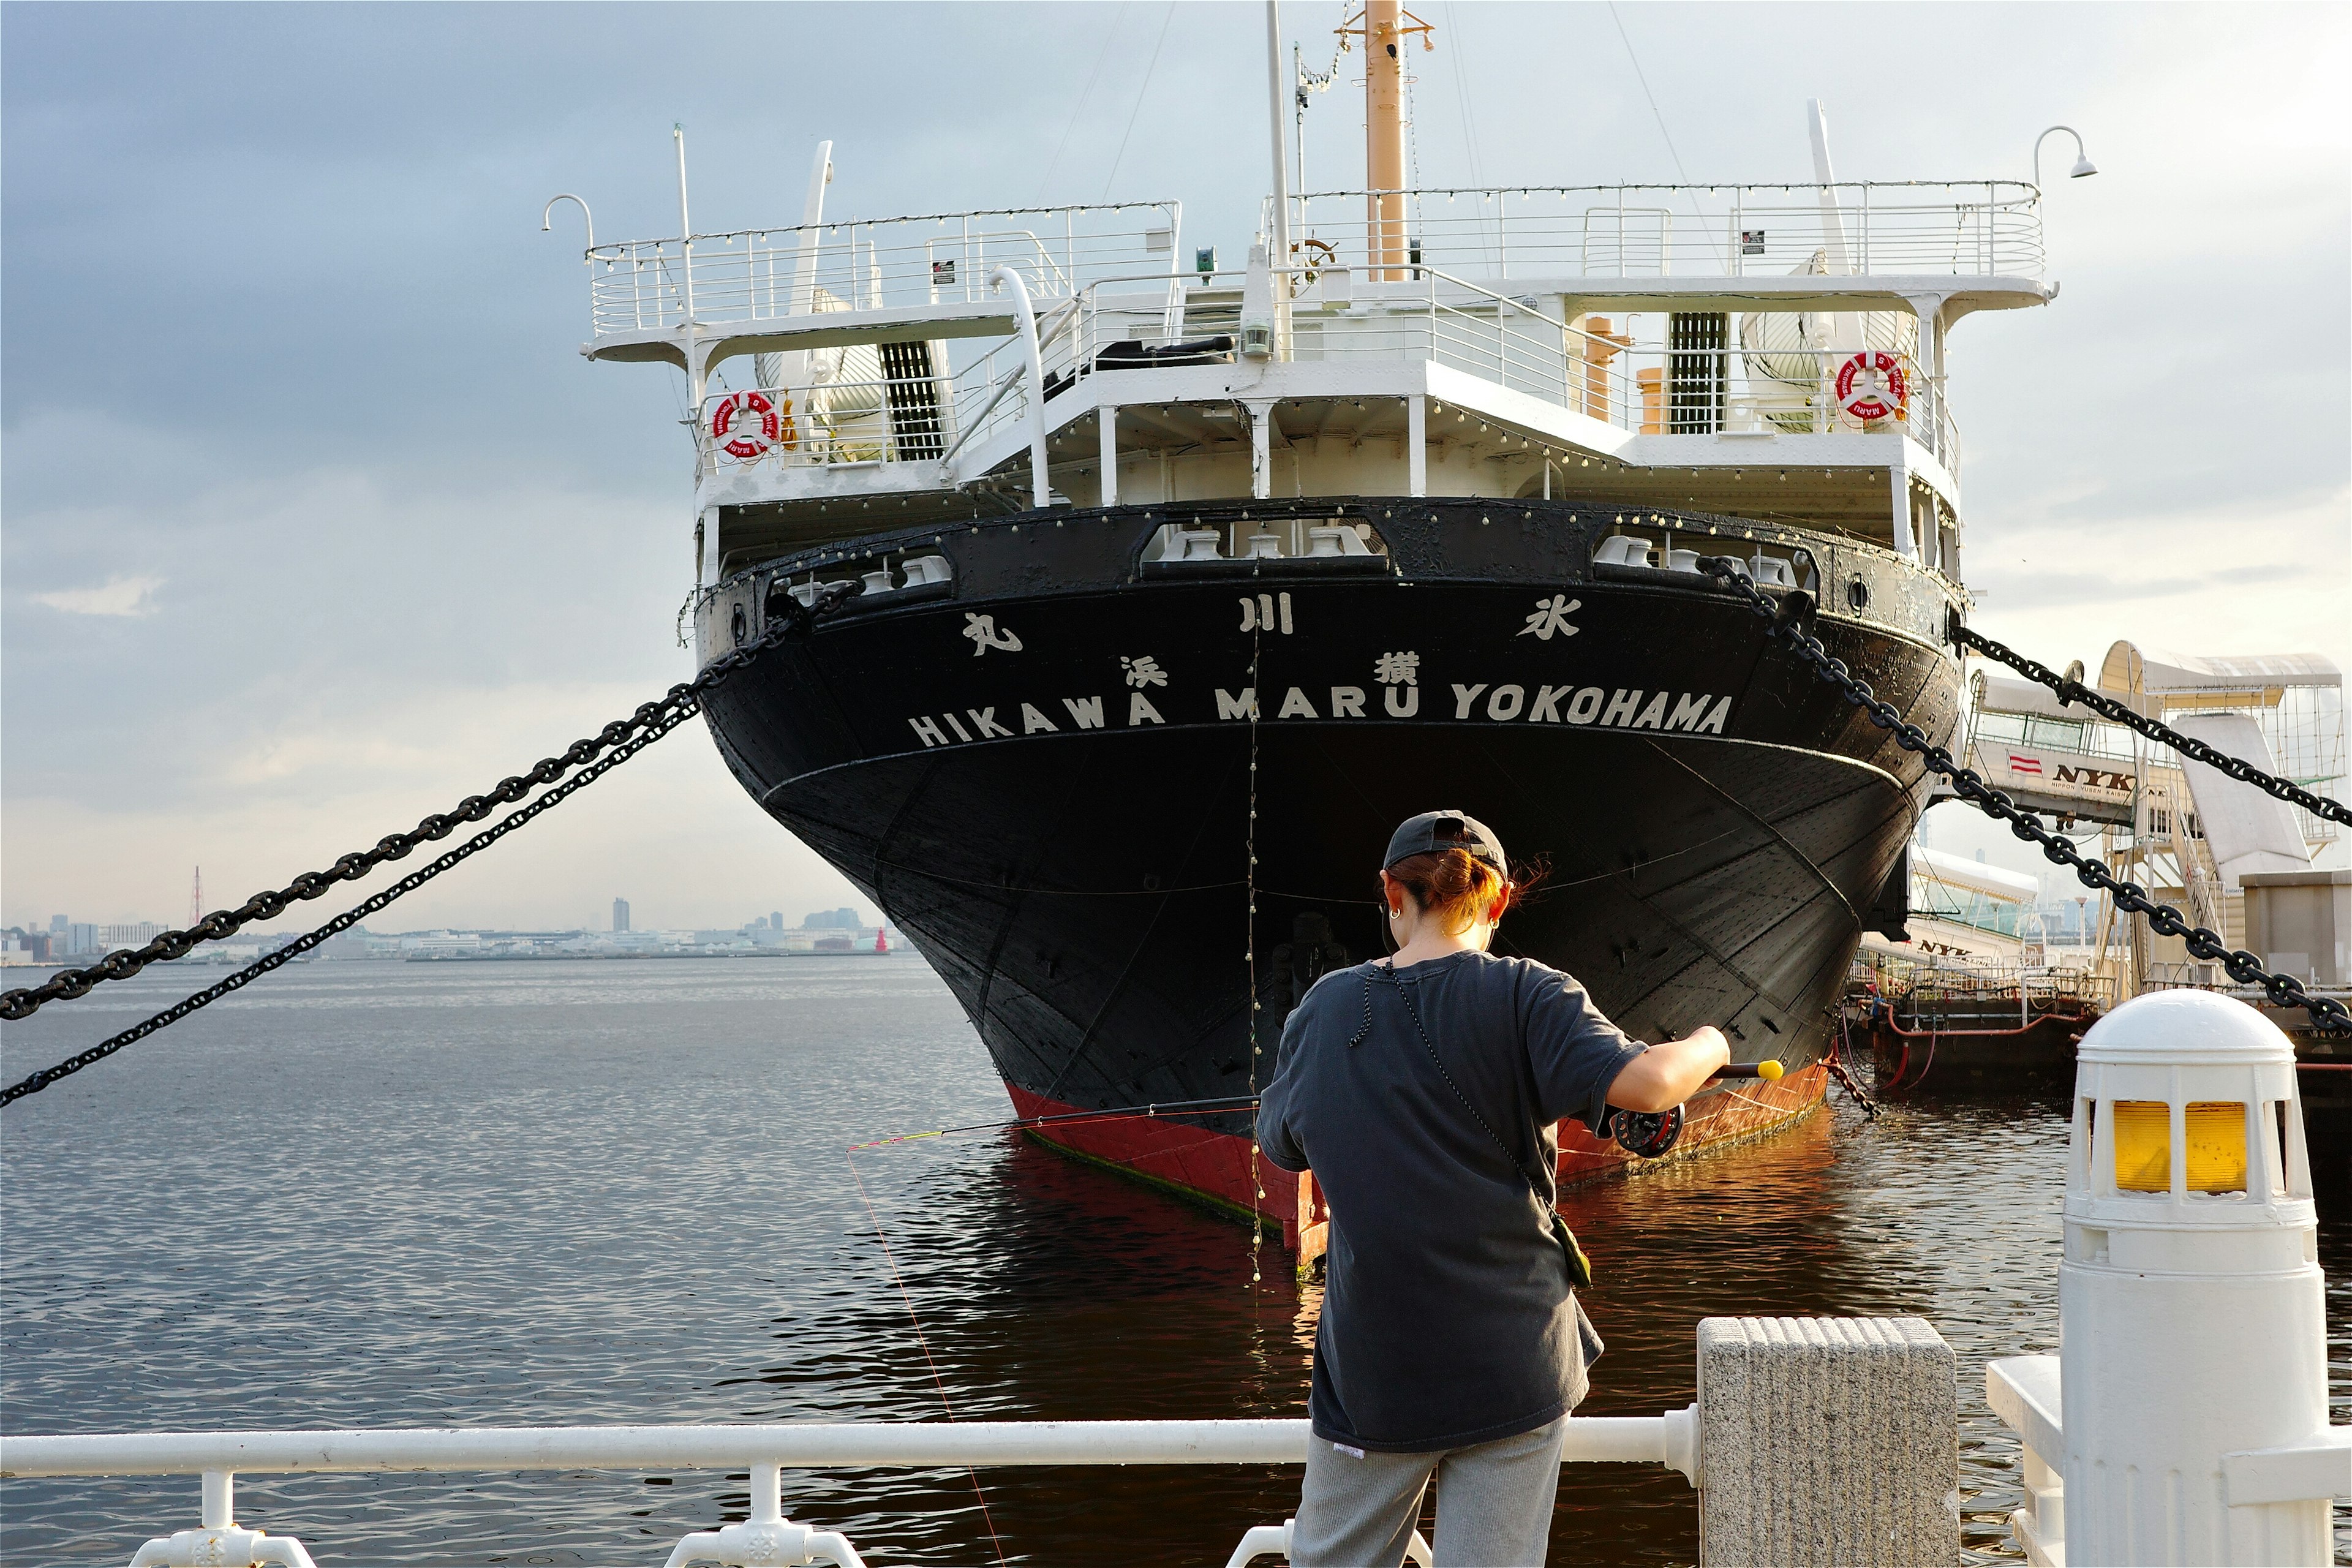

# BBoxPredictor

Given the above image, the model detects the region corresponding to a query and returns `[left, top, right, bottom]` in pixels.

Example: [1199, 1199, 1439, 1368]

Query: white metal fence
[1, 1412, 1694, 1567]
[691, 257, 1966, 483]
[586, 202, 1184, 337]
[1291, 181, 2044, 281]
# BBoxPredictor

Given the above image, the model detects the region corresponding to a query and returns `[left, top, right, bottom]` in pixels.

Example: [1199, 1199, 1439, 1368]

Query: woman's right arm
[1604, 1027, 1731, 1112]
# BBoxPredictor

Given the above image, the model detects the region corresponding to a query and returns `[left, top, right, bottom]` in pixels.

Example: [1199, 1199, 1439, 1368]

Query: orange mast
[1340, 2, 1432, 280]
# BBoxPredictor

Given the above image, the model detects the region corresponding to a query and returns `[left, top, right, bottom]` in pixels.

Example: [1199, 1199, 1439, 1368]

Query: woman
[1257, 810, 1728, 1568]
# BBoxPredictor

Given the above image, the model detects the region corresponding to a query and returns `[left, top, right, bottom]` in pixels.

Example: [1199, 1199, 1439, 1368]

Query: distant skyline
[5, 2, 2346, 933]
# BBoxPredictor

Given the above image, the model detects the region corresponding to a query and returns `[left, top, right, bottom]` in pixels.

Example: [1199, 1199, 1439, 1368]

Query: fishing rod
[849, 1062, 1785, 1153]
[848, 1093, 1265, 1152]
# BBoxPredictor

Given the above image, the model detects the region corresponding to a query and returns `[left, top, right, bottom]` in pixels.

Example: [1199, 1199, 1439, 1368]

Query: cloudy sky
[4, 1, 2346, 935]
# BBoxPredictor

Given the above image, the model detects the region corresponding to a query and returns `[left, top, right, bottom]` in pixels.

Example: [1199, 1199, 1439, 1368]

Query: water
[2, 959, 2345, 1565]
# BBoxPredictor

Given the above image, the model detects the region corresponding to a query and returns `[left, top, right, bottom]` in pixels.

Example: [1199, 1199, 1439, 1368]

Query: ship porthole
[1845, 575, 1871, 612]
[730, 604, 748, 646]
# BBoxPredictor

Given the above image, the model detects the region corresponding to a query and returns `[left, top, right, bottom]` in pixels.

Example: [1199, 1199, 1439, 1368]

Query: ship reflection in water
[1, 962, 2342, 1564]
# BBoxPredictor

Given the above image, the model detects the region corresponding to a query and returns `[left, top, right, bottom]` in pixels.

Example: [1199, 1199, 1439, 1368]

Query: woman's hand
[1604, 1026, 1732, 1114]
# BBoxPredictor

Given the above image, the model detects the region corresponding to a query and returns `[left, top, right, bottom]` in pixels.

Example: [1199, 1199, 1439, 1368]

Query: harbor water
[2, 959, 2344, 1564]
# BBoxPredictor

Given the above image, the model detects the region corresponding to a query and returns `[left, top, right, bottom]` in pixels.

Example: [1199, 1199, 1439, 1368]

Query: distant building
[770, 911, 784, 932]
[100, 922, 166, 948]
[50, 914, 67, 933]
[804, 908, 863, 930]
[613, 898, 631, 933]
[64, 922, 100, 956]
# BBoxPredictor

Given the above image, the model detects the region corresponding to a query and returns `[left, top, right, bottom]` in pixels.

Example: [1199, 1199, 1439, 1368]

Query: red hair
[1386, 848, 1544, 935]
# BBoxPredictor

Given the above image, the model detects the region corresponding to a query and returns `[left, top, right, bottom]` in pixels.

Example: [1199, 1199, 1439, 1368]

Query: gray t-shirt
[1257, 949, 1648, 1453]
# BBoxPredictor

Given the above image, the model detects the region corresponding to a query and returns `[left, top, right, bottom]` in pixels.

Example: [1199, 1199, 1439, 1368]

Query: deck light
[2034, 126, 2099, 185]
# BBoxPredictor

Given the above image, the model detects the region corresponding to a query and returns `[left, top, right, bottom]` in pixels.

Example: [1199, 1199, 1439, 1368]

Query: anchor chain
[1953, 622, 2351, 829]
[0, 582, 862, 1104]
[1824, 1023, 1882, 1120]
[1698, 560, 2351, 1039]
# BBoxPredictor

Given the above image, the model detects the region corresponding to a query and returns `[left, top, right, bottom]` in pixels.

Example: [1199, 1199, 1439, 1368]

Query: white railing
[694, 257, 1967, 487]
[586, 202, 1183, 336]
[1291, 181, 2044, 281]
[1, 1413, 1694, 1567]
[1283, 268, 1962, 467]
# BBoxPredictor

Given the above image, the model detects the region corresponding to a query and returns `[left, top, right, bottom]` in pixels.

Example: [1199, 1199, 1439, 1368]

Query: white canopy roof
[1913, 845, 2040, 905]
[2100, 643, 2342, 706]
[1970, 670, 2086, 721]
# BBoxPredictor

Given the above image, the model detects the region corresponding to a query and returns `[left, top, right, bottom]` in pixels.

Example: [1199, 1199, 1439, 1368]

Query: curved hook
[541, 193, 595, 257]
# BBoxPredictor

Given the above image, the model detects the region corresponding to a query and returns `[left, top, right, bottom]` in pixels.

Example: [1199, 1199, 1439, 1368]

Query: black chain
[0, 581, 861, 1104]
[2, 583, 856, 1025]
[1698, 560, 2351, 1039]
[1825, 1026, 1882, 1120]
[1955, 624, 2351, 829]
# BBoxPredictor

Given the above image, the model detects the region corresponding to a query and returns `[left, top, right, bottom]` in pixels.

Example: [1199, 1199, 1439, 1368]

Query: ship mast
[1341, 1, 1431, 281]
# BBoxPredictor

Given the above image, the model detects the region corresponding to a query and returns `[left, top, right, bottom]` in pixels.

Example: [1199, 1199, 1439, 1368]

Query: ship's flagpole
[1265, 0, 1292, 350]
[674, 125, 699, 406]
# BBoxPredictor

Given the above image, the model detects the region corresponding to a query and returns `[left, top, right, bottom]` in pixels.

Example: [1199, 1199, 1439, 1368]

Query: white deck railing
[693, 260, 1962, 487]
[586, 202, 1184, 337]
[1291, 181, 2044, 281]
[2, 1412, 1694, 1567]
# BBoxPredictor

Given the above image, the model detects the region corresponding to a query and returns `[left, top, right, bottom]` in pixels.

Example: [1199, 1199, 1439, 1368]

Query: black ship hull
[698, 497, 1962, 1228]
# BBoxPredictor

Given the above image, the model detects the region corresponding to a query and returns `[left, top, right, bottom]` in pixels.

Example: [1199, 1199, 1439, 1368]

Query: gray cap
[1383, 810, 1507, 871]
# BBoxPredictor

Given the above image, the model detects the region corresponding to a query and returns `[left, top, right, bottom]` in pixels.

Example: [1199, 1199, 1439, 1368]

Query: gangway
[1951, 669, 2141, 827]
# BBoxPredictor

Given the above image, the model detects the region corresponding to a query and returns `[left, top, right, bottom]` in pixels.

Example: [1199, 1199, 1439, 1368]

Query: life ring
[710, 390, 791, 459]
[1835, 351, 1907, 423]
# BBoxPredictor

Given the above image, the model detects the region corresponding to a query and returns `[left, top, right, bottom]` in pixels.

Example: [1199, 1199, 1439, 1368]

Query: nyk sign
[1994, 748, 2135, 796]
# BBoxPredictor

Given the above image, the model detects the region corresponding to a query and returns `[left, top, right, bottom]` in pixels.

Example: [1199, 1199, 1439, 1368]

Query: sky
[4, 1, 2348, 935]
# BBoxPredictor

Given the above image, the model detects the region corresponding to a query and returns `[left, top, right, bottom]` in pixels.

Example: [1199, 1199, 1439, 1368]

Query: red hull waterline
[1006, 1065, 1830, 1251]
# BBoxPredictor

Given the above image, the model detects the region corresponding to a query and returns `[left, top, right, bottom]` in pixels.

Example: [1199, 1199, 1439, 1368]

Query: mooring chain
[1696, 560, 2352, 1039]
[1823, 1028, 1882, 1121]
[0, 716, 688, 1107]
[0, 582, 862, 1106]
[1, 582, 859, 1026]
[1953, 623, 2352, 829]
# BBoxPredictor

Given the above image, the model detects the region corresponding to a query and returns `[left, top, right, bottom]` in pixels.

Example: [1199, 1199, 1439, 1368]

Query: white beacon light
[2060, 988, 2336, 1565]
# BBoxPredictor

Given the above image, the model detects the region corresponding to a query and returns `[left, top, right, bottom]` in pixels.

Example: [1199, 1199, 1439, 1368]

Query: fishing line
[845, 1150, 1008, 1566]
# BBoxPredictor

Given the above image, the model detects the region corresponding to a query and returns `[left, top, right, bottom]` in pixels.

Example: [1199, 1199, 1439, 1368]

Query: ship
[549, 6, 2057, 1245]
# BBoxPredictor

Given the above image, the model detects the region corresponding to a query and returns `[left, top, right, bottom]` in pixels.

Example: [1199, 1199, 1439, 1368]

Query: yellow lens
[2111, 1101, 2247, 1194]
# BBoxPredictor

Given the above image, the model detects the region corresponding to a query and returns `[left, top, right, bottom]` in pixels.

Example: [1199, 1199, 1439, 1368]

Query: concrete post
[1695, 1316, 1958, 1567]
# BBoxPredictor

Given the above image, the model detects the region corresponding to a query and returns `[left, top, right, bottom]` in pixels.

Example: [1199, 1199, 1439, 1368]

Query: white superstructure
[548, 19, 2054, 616]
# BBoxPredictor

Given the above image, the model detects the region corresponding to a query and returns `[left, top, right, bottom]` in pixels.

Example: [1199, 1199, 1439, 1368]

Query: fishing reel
[1608, 1103, 1685, 1159]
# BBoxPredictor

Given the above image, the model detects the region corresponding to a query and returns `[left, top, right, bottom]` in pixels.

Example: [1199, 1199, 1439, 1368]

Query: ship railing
[584, 202, 1185, 338]
[695, 303, 1085, 478]
[0, 1412, 1697, 1567]
[695, 247, 1968, 489]
[1280, 266, 1962, 468]
[1863, 956, 2118, 1011]
[1289, 181, 2044, 281]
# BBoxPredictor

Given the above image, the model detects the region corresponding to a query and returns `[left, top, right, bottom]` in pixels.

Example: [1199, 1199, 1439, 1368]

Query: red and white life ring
[1835, 351, 1908, 423]
[710, 390, 789, 459]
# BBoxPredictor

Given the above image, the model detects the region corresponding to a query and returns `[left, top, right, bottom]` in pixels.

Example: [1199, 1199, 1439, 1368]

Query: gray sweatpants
[1288, 1416, 1567, 1567]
